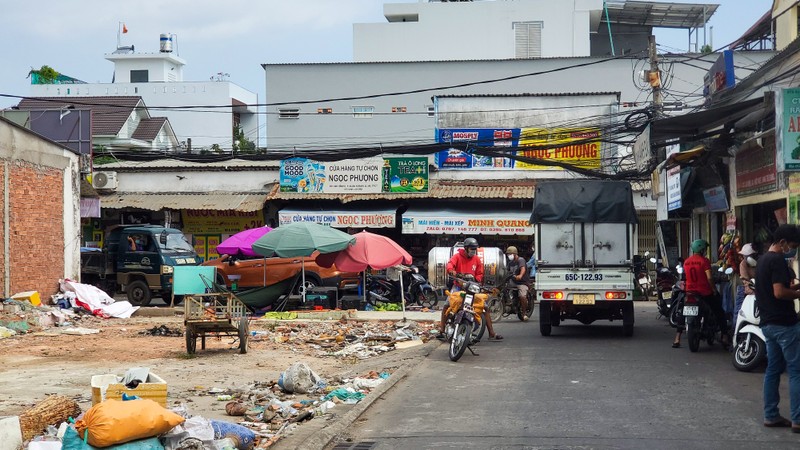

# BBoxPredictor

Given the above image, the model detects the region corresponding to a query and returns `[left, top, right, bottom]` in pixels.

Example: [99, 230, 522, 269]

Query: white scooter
[731, 279, 767, 372]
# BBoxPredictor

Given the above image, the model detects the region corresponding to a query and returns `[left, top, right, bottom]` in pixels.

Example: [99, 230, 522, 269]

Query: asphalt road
[330, 302, 799, 450]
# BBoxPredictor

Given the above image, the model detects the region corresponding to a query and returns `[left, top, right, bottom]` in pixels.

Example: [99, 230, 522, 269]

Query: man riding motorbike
[505, 246, 530, 321]
[679, 239, 729, 348]
[437, 238, 503, 341]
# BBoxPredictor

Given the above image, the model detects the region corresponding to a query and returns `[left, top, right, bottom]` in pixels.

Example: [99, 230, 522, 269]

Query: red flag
[122, 24, 128, 34]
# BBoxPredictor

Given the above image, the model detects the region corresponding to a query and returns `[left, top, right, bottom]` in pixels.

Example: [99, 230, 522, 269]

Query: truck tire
[539, 300, 552, 336]
[126, 280, 152, 306]
[622, 302, 634, 337]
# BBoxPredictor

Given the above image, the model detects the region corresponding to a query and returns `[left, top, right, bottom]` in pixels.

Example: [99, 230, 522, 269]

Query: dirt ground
[0, 311, 437, 429]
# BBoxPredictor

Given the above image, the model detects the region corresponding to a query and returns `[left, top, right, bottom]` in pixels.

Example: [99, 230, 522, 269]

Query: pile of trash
[10, 359, 398, 450]
[139, 325, 184, 337]
[250, 318, 436, 360]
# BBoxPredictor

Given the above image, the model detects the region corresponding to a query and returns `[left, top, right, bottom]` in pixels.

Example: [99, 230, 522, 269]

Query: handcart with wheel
[184, 292, 250, 354]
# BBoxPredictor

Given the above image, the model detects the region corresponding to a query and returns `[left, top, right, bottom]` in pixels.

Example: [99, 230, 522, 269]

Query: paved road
[331, 302, 799, 449]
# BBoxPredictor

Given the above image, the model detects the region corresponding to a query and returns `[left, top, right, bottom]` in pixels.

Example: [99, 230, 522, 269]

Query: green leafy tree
[700, 44, 713, 54]
[232, 125, 256, 154]
[27, 65, 60, 84]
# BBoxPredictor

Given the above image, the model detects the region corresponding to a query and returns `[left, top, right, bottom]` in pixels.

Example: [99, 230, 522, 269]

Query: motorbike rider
[683, 239, 730, 348]
[437, 238, 503, 341]
[505, 246, 530, 321]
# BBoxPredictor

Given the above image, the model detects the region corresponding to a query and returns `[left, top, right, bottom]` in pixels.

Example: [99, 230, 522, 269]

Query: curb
[288, 339, 441, 450]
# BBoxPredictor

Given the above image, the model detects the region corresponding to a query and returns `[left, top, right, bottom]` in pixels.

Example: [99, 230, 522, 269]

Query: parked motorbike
[402, 266, 439, 309]
[365, 272, 400, 305]
[634, 252, 653, 301]
[443, 274, 488, 362]
[650, 257, 679, 320]
[487, 275, 535, 322]
[683, 291, 723, 353]
[732, 279, 767, 371]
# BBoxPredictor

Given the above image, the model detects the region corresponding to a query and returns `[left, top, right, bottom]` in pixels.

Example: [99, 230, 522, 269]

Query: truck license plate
[573, 294, 595, 305]
[683, 305, 699, 316]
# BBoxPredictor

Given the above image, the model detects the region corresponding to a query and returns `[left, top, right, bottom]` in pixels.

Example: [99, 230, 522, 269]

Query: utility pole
[648, 35, 663, 118]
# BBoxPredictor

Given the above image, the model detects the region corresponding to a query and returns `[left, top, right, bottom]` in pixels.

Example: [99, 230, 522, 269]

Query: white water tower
[159, 33, 174, 53]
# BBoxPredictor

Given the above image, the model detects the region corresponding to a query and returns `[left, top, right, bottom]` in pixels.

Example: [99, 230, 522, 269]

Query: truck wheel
[622, 302, 634, 337]
[540, 301, 552, 336]
[126, 280, 152, 306]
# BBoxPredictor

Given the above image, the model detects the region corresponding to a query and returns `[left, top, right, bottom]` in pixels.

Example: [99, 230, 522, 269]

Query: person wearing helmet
[505, 246, 530, 321]
[679, 238, 729, 348]
[437, 238, 503, 341]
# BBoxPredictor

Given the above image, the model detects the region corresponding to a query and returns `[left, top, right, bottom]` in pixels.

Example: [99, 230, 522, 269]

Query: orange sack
[75, 399, 185, 447]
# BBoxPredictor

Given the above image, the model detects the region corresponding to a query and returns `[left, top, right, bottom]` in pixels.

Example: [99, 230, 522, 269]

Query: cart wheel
[185, 327, 196, 354]
[238, 318, 249, 354]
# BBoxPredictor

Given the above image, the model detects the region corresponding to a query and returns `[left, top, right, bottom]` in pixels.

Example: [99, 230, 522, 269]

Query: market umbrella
[316, 231, 412, 318]
[216, 226, 272, 258]
[251, 222, 356, 303]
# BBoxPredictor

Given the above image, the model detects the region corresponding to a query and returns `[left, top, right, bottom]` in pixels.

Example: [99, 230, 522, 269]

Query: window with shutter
[513, 21, 543, 58]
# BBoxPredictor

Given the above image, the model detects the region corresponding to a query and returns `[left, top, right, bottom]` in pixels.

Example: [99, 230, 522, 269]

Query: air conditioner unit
[92, 171, 118, 190]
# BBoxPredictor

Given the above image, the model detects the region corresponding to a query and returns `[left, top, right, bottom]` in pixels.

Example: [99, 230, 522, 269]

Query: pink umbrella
[316, 231, 411, 271]
[316, 231, 412, 318]
[216, 226, 273, 257]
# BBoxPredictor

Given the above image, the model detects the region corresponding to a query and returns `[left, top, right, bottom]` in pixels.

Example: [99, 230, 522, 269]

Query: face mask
[507, 254, 515, 261]
[785, 248, 797, 258]
[746, 256, 757, 267]
[466, 249, 477, 258]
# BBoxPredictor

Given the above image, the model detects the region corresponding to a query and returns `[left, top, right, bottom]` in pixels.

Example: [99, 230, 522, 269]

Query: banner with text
[402, 211, 533, 235]
[279, 157, 428, 194]
[434, 127, 601, 170]
[181, 210, 266, 234]
[777, 88, 800, 171]
[278, 210, 396, 228]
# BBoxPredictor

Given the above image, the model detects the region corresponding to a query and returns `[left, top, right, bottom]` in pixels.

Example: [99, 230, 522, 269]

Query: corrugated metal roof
[97, 159, 281, 171]
[100, 191, 271, 212]
[269, 180, 536, 203]
[436, 92, 621, 99]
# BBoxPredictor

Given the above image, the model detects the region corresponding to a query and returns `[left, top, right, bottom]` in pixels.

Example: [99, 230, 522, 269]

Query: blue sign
[436, 128, 521, 147]
[703, 50, 735, 100]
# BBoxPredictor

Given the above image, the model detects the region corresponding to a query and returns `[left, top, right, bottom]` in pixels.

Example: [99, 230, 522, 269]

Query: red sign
[736, 135, 777, 197]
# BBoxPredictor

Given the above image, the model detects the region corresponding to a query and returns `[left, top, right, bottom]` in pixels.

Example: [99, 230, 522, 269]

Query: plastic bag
[278, 362, 323, 394]
[74, 399, 184, 448]
[62, 425, 164, 450]
[210, 420, 255, 450]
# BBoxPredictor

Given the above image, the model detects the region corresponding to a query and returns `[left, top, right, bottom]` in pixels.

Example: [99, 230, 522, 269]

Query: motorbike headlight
[466, 282, 480, 294]
[161, 265, 174, 275]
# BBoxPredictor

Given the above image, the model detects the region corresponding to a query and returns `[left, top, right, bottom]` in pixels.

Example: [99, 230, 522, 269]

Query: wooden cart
[184, 292, 250, 354]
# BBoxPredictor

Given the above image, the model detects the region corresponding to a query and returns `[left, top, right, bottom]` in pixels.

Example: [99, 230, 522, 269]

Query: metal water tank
[159, 33, 173, 53]
[427, 246, 506, 289]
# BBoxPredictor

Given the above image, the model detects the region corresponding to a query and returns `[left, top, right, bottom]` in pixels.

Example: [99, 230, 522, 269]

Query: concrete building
[29, 34, 259, 152]
[0, 116, 81, 298]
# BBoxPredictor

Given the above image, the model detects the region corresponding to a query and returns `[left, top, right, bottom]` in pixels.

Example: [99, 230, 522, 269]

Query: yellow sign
[516, 128, 602, 170]
[182, 210, 265, 234]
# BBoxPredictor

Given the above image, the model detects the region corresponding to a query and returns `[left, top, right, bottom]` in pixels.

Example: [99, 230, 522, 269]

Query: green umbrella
[251, 222, 355, 303]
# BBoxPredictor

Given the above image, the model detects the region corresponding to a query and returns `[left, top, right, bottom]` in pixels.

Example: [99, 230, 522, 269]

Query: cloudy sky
[0, 0, 773, 109]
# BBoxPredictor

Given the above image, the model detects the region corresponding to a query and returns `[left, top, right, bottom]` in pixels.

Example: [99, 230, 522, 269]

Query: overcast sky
[0, 0, 773, 109]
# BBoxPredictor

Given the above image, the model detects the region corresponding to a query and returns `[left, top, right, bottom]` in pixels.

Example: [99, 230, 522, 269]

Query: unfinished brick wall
[6, 160, 64, 298]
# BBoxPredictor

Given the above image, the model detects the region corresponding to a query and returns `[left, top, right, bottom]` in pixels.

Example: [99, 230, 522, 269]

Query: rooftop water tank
[159, 33, 173, 53]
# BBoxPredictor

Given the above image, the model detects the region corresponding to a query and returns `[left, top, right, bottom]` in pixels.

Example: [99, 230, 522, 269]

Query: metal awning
[603, 1, 718, 29]
[650, 98, 764, 142]
[278, 206, 398, 228]
[402, 208, 534, 236]
[100, 192, 270, 212]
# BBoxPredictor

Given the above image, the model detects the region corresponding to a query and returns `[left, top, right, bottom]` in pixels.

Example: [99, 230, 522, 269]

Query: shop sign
[181, 210, 265, 234]
[632, 125, 651, 173]
[666, 145, 682, 211]
[434, 127, 601, 170]
[776, 88, 800, 171]
[279, 157, 428, 194]
[278, 212, 396, 228]
[703, 50, 735, 102]
[703, 186, 729, 212]
[401, 215, 533, 235]
[789, 173, 800, 224]
[736, 134, 777, 197]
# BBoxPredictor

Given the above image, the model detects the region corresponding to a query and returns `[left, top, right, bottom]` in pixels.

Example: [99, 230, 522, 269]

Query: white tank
[159, 33, 173, 53]
[428, 246, 506, 289]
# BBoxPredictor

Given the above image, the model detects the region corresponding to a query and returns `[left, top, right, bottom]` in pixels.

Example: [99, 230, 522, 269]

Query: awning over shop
[402, 208, 533, 235]
[278, 207, 397, 228]
[100, 192, 270, 212]
[650, 98, 764, 142]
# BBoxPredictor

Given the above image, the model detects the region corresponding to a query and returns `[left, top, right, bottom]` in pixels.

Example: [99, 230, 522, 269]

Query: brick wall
[7, 160, 64, 298]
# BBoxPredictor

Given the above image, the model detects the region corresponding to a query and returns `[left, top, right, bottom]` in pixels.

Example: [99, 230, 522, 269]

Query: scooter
[402, 266, 439, 308]
[731, 280, 767, 372]
[635, 252, 653, 301]
[651, 257, 681, 321]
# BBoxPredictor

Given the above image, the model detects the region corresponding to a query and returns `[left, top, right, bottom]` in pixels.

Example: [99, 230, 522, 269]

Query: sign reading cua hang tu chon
[279, 211, 396, 228]
[181, 210, 265, 234]
[777, 88, 800, 171]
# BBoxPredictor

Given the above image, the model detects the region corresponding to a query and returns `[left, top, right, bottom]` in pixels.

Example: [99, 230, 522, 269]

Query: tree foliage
[27, 65, 60, 83]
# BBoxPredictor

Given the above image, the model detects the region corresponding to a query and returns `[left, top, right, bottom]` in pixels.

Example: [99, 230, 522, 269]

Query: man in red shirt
[684, 239, 728, 346]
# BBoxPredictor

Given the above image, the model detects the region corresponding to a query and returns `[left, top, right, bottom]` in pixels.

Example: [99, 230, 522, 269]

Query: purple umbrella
[216, 226, 273, 257]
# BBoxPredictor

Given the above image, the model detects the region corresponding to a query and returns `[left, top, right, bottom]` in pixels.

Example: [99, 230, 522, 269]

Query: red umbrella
[216, 226, 273, 257]
[316, 231, 411, 271]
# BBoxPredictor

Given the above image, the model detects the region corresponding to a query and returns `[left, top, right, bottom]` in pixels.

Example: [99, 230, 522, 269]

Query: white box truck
[532, 180, 637, 337]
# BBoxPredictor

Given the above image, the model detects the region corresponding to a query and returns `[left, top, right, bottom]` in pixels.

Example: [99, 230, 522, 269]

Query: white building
[30, 34, 259, 152]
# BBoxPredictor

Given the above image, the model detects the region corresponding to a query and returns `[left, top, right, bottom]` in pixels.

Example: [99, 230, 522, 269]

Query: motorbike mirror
[649, 258, 657, 264]
[644, 251, 650, 257]
[724, 267, 734, 275]
[676, 266, 684, 274]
